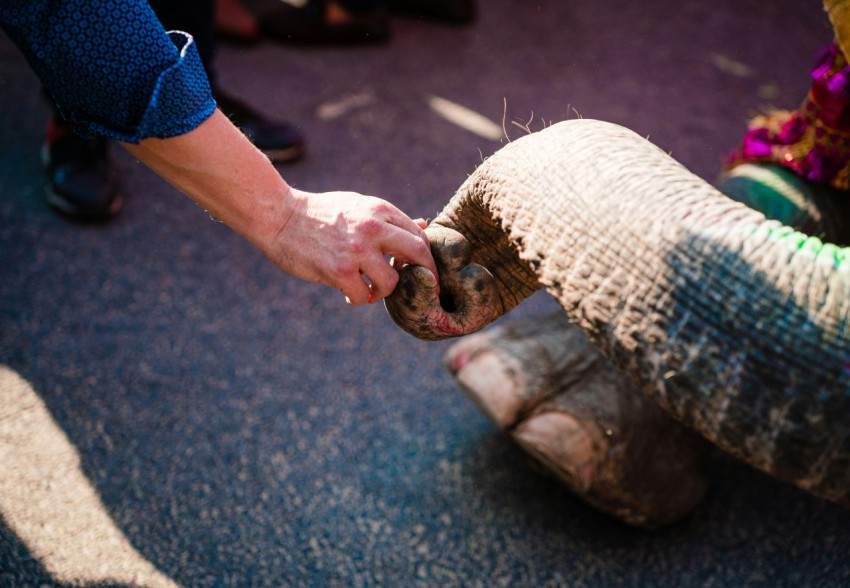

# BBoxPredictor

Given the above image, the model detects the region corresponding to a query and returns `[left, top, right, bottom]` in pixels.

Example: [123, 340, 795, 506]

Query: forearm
[121, 110, 436, 305]
[121, 109, 293, 261]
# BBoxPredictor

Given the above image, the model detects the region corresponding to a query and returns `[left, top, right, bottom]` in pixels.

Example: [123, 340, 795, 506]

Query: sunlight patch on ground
[0, 365, 179, 587]
[317, 91, 376, 120]
[709, 53, 753, 77]
[427, 95, 503, 141]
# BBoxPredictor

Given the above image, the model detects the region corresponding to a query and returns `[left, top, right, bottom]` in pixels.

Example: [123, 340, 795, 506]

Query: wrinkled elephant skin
[385, 119, 850, 521]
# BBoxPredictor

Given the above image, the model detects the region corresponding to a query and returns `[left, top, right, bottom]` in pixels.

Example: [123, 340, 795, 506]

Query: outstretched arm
[121, 109, 437, 305]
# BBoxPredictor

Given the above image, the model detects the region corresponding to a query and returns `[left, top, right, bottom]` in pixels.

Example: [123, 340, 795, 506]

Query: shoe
[387, 0, 476, 24]
[215, 92, 306, 163]
[247, 0, 390, 44]
[41, 117, 122, 220]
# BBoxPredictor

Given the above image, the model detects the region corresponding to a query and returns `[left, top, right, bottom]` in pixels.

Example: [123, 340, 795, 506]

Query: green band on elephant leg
[718, 163, 850, 245]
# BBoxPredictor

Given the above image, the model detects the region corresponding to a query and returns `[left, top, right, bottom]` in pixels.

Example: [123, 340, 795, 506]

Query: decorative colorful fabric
[724, 43, 850, 190]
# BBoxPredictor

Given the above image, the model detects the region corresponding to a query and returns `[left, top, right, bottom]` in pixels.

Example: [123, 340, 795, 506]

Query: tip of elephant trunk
[384, 224, 504, 340]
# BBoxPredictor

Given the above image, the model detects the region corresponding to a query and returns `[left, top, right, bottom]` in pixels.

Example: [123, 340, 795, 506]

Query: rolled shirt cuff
[88, 31, 216, 143]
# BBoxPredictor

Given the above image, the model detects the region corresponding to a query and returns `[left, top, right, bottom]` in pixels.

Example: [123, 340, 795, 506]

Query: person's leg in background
[41, 96, 124, 220]
[152, 0, 306, 166]
[247, 0, 390, 45]
[216, 0, 262, 43]
[242, 0, 476, 46]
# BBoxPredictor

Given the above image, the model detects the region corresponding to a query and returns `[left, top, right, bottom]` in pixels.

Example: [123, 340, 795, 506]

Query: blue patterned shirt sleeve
[0, 0, 216, 143]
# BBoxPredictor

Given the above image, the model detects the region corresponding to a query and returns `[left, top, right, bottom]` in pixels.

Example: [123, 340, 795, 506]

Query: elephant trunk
[386, 119, 850, 506]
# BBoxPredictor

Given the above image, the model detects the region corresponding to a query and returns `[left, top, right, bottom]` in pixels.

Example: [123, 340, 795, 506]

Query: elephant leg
[718, 163, 850, 246]
[444, 312, 712, 528]
[388, 118, 850, 507]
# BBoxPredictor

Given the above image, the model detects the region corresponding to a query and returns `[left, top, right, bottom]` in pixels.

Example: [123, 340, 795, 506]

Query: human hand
[270, 188, 438, 305]
[120, 112, 435, 305]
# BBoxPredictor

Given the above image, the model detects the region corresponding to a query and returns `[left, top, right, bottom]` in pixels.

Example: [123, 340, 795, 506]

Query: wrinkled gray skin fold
[386, 119, 850, 509]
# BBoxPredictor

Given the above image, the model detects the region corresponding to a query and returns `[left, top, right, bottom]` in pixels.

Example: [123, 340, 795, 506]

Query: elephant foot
[445, 313, 713, 528]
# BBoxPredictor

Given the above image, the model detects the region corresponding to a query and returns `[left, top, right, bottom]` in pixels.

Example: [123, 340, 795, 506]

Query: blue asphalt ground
[2, 1, 849, 586]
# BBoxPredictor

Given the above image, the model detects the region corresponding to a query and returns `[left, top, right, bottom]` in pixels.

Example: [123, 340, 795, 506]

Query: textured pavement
[2, 1, 850, 586]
